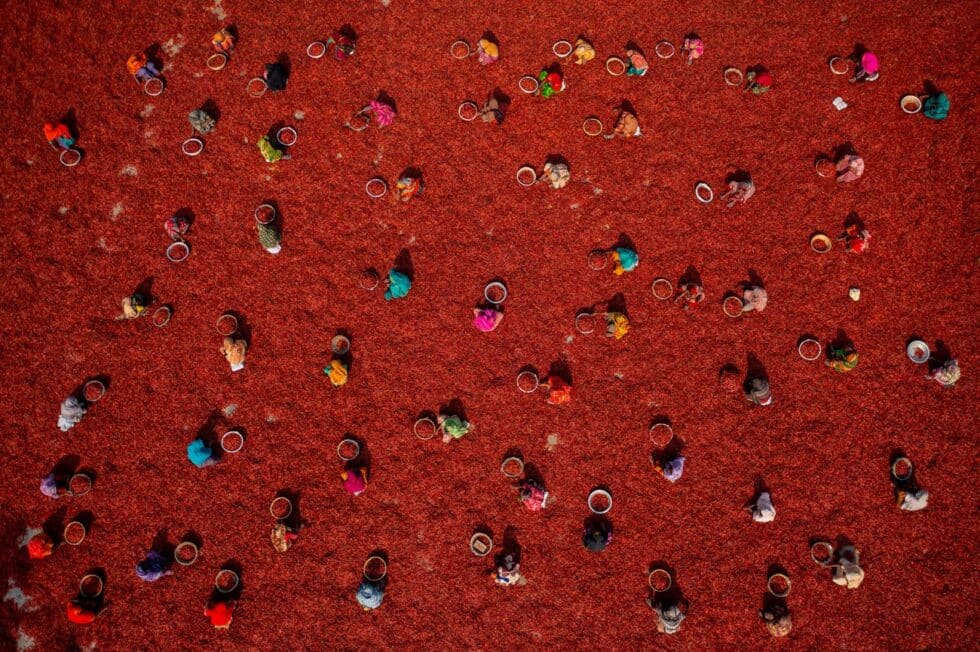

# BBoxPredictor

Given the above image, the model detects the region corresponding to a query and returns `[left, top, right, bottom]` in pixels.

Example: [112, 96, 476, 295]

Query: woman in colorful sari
[826, 343, 858, 373]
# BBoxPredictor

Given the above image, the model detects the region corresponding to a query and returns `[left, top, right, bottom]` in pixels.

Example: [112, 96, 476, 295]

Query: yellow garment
[270, 523, 290, 552]
[607, 313, 630, 339]
[611, 251, 625, 276]
[258, 136, 283, 163]
[328, 359, 348, 387]
[121, 296, 145, 319]
[221, 337, 247, 366]
[478, 39, 498, 58]
[573, 39, 595, 65]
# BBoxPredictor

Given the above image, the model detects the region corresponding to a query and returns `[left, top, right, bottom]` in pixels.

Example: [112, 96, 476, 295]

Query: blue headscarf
[187, 439, 214, 468]
[384, 270, 412, 301]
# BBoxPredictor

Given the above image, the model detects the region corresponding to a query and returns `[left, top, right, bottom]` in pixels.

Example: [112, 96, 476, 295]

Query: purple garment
[663, 456, 685, 483]
[136, 62, 160, 83]
[40, 474, 61, 499]
[136, 550, 172, 582]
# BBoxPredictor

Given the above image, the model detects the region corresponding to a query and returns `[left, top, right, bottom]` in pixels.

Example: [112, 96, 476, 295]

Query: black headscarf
[264, 63, 288, 91]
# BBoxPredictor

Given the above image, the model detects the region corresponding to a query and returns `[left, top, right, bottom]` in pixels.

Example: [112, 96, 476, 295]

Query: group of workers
[29, 21, 961, 643]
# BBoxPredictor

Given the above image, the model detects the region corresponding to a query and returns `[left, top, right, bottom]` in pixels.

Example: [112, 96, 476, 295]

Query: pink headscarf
[861, 52, 879, 74]
[684, 38, 704, 58]
[368, 100, 395, 127]
[473, 309, 499, 332]
[342, 470, 367, 495]
[836, 155, 865, 183]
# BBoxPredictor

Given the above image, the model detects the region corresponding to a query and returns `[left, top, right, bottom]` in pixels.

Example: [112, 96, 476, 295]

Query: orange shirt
[127, 55, 146, 75]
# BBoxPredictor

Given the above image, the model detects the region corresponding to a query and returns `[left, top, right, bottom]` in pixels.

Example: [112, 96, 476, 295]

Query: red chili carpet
[1, 1, 976, 649]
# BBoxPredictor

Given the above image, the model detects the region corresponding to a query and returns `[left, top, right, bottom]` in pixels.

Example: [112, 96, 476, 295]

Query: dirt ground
[1, 0, 977, 649]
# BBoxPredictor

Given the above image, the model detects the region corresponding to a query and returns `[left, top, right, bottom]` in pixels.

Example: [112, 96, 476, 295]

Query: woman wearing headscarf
[841, 224, 871, 253]
[603, 312, 630, 340]
[28, 532, 55, 559]
[357, 577, 387, 609]
[676, 283, 706, 310]
[136, 549, 173, 582]
[44, 121, 75, 150]
[329, 30, 356, 60]
[744, 377, 773, 406]
[221, 336, 247, 372]
[58, 395, 87, 431]
[831, 546, 865, 589]
[212, 28, 235, 55]
[189, 109, 216, 135]
[609, 109, 641, 139]
[611, 248, 639, 275]
[740, 286, 768, 313]
[118, 293, 148, 320]
[536, 68, 565, 98]
[681, 37, 704, 65]
[922, 92, 950, 120]
[760, 604, 792, 637]
[926, 359, 960, 387]
[491, 553, 525, 587]
[204, 600, 235, 628]
[341, 467, 369, 496]
[263, 62, 288, 91]
[517, 478, 549, 512]
[626, 48, 649, 76]
[542, 160, 570, 188]
[850, 50, 879, 83]
[258, 136, 286, 163]
[826, 343, 858, 373]
[653, 455, 685, 483]
[572, 38, 595, 65]
[476, 38, 499, 65]
[324, 358, 349, 387]
[648, 599, 686, 634]
[472, 307, 503, 332]
[127, 53, 160, 83]
[744, 68, 773, 94]
[544, 375, 572, 405]
[438, 413, 473, 443]
[384, 269, 411, 300]
[749, 491, 776, 522]
[257, 220, 282, 254]
[67, 598, 100, 624]
[722, 179, 755, 207]
[480, 95, 507, 125]
[187, 438, 218, 468]
[835, 154, 865, 183]
[395, 174, 423, 202]
[582, 519, 612, 552]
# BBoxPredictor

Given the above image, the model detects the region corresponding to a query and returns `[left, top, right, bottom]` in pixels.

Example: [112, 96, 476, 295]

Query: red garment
[342, 468, 368, 495]
[28, 533, 54, 559]
[520, 482, 547, 512]
[545, 72, 562, 88]
[756, 72, 773, 87]
[164, 216, 189, 241]
[67, 601, 96, 624]
[205, 602, 234, 627]
[44, 122, 69, 143]
[546, 377, 572, 405]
